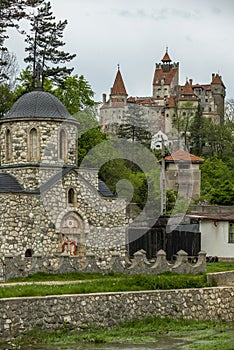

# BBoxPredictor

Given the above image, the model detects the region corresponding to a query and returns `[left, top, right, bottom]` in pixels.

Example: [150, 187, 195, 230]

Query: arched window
[68, 188, 75, 205]
[5, 129, 12, 161]
[29, 128, 38, 161]
[59, 129, 67, 161]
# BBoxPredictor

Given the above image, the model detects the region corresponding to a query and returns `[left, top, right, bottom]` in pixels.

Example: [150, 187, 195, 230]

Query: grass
[0, 273, 215, 298]
[1, 317, 233, 348]
[206, 262, 234, 273]
[0, 262, 232, 299]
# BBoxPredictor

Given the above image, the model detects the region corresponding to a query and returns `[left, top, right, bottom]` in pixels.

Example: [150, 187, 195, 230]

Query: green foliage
[189, 107, 210, 156]
[53, 75, 98, 114]
[166, 189, 190, 214]
[0, 84, 14, 117]
[199, 156, 234, 204]
[78, 127, 109, 166]
[203, 121, 234, 162]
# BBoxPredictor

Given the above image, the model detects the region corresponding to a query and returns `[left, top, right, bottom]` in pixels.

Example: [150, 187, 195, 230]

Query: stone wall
[0, 286, 233, 339]
[1, 249, 206, 281]
[0, 193, 59, 257]
[0, 170, 127, 260]
[0, 119, 78, 187]
[207, 271, 234, 286]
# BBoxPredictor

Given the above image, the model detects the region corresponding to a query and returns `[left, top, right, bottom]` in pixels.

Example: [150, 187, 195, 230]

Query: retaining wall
[207, 271, 234, 286]
[0, 286, 233, 339]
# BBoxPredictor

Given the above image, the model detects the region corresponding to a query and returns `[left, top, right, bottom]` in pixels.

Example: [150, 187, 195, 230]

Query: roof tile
[165, 150, 204, 163]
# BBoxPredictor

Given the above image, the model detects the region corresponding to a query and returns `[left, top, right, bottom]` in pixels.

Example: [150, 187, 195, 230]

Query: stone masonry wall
[0, 120, 77, 175]
[0, 286, 233, 339]
[0, 170, 127, 259]
[0, 193, 59, 256]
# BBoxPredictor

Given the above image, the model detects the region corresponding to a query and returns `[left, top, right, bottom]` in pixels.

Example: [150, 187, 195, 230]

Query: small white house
[150, 130, 169, 150]
[187, 213, 234, 261]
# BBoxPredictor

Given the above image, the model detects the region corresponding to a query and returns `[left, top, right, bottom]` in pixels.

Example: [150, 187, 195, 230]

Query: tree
[114, 103, 152, 146]
[199, 156, 234, 204]
[173, 101, 197, 149]
[78, 127, 109, 167]
[189, 106, 209, 156]
[24, 1, 76, 88]
[0, 0, 43, 80]
[204, 121, 234, 163]
[54, 75, 98, 115]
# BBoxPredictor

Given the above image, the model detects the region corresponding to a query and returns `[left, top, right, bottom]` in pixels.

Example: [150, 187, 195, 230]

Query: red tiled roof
[179, 81, 198, 101]
[165, 150, 204, 163]
[190, 84, 211, 91]
[110, 69, 128, 96]
[181, 81, 195, 95]
[162, 51, 171, 62]
[153, 67, 178, 85]
[166, 96, 176, 108]
[211, 74, 225, 87]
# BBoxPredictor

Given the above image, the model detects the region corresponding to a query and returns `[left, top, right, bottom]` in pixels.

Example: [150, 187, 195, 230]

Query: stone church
[0, 89, 127, 259]
[100, 50, 226, 147]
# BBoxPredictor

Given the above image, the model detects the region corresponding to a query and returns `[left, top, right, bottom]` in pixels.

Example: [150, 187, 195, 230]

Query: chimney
[102, 93, 107, 103]
[212, 73, 215, 80]
[189, 79, 193, 85]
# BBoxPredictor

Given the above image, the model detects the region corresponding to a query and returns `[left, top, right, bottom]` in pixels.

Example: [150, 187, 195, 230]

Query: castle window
[59, 129, 67, 161]
[29, 128, 39, 161]
[5, 129, 12, 161]
[228, 223, 234, 243]
[68, 188, 75, 205]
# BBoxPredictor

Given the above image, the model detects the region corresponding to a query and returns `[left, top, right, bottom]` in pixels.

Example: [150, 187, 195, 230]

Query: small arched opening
[5, 129, 12, 161]
[25, 249, 34, 257]
[68, 188, 75, 205]
[29, 127, 39, 161]
[59, 128, 67, 161]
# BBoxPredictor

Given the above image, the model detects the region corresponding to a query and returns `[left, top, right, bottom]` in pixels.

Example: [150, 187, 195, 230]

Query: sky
[6, 0, 234, 101]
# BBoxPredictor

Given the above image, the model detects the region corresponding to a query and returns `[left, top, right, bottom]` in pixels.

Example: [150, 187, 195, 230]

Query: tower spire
[110, 66, 128, 96]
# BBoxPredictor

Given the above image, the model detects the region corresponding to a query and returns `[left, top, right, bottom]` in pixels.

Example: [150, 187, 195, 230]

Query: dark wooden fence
[127, 216, 201, 261]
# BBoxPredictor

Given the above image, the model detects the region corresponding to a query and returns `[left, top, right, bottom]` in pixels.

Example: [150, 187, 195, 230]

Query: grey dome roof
[3, 90, 73, 120]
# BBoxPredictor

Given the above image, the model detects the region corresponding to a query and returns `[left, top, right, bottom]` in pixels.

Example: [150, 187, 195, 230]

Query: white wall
[200, 220, 234, 258]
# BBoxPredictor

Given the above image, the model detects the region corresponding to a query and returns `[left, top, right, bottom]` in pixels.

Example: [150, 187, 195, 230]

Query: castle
[100, 50, 226, 149]
[0, 89, 127, 260]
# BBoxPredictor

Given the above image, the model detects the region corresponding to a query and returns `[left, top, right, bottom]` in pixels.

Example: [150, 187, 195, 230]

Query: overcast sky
[6, 0, 234, 100]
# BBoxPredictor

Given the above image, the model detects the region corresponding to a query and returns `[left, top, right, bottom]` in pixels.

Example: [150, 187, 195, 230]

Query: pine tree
[24, 1, 76, 88]
[115, 103, 152, 146]
[189, 106, 209, 155]
[0, 0, 43, 81]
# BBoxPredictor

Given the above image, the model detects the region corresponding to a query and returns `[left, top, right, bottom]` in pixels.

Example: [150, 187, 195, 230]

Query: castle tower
[210, 73, 226, 124]
[100, 66, 128, 133]
[110, 65, 128, 104]
[153, 49, 179, 98]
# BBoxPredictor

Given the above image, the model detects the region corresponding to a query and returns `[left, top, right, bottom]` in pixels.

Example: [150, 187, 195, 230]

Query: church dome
[3, 90, 73, 120]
